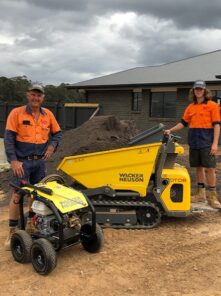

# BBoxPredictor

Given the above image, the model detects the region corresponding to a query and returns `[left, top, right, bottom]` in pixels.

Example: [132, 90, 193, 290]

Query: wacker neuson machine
[57, 124, 191, 229]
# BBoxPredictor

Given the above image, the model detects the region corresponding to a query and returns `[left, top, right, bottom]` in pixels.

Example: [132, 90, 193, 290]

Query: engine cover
[32, 200, 53, 216]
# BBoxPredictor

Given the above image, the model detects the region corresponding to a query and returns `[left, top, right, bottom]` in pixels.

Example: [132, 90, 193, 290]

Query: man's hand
[43, 145, 55, 160]
[210, 143, 218, 155]
[11, 160, 24, 178]
[164, 129, 171, 134]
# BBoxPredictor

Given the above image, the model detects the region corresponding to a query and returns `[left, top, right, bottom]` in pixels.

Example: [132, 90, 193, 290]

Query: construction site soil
[0, 115, 221, 296]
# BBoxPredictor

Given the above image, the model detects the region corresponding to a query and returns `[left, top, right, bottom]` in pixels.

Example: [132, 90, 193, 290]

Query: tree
[44, 83, 84, 103]
[0, 76, 31, 102]
[0, 76, 83, 103]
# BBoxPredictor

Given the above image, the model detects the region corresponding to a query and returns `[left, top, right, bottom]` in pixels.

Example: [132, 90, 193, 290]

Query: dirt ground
[1, 116, 221, 296]
[1, 207, 221, 296]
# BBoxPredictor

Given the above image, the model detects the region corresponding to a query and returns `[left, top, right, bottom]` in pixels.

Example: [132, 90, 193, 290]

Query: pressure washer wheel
[80, 223, 104, 253]
[137, 203, 161, 228]
[40, 174, 65, 184]
[30, 238, 57, 275]
[11, 230, 32, 263]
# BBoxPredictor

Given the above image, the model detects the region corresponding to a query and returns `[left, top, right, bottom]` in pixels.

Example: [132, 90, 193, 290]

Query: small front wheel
[11, 230, 32, 263]
[31, 238, 57, 275]
[80, 223, 104, 253]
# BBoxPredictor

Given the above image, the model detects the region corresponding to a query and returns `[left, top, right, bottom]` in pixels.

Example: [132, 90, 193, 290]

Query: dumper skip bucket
[57, 143, 161, 197]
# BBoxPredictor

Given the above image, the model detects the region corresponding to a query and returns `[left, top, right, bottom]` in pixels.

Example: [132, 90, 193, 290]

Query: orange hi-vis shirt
[181, 100, 221, 149]
[4, 105, 62, 161]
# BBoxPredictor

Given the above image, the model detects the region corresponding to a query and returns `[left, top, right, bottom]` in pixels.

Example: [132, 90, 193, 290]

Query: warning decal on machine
[59, 198, 85, 209]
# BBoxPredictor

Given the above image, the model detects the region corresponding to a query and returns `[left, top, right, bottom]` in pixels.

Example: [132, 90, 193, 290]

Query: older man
[4, 84, 62, 250]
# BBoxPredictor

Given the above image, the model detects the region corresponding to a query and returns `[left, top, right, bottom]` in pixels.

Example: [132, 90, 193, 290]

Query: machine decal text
[59, 198, 85, 208]
[119, 173, 144, 182]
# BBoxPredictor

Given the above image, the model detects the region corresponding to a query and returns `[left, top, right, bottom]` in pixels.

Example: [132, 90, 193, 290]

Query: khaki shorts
[189, 148, 216, 168]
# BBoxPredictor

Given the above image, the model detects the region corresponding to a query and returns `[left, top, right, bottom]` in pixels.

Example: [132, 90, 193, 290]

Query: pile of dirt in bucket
[0, 115, 138, 203]
[47, 115, 138, 174]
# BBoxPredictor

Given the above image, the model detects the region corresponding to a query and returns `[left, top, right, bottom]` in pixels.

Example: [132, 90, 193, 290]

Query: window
[132, 92, 142, 112]
[211, 90, 221, 105]
[150, 92, 176, 118]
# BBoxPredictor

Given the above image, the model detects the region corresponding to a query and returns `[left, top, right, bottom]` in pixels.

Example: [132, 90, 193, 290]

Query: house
[67, 50, 221, 140]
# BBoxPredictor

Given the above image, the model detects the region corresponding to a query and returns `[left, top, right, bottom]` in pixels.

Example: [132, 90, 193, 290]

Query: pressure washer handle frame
[84, 194, 97, 236]
[10, 182, 30, 230]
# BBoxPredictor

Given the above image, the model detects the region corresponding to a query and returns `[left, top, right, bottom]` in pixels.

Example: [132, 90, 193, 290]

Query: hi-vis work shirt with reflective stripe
[4, 105, 62, 161]
[181, 100, 221, 149]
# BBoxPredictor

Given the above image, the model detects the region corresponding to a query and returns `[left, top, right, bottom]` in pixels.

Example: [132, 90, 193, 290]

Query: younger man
[165, 80, 221, 209]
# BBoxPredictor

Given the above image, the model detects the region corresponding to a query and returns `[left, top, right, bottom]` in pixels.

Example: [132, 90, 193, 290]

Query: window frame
[131, 91, 142, 112]
[150, 91, 177, 119]
[211, 90, 221, 105]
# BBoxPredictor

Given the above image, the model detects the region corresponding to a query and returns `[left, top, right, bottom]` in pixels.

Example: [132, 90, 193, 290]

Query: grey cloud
[25, 0, 88, 11]
[0, 0, 221, 84]
[22, 0, 221, 29]
[110, 0, 221, 29]
[1, 1, 221, 40]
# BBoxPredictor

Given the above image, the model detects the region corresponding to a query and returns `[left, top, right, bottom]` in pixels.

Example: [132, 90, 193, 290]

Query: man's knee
[10, 191, 21, 205]
[196, 166, 204, 172]
[206, 168, 216, 174]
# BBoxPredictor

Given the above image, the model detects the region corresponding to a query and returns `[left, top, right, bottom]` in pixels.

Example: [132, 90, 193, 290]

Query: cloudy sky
[1, 0, 221, 85]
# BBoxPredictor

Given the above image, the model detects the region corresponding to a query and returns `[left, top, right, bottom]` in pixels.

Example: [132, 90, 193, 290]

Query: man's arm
[49, 130, 62, 150]
[164, 122, 185, 134]
[43, 130, 62, 160]
[165, 105, 190, 134]
[211, 124, 220, 155]
[4, 130, 17, 162]
[4, 130, 24, 178]
[43, 110, 62, 160]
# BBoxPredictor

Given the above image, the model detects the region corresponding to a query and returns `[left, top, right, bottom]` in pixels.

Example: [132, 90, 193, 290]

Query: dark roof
[67, 50, 221, 89]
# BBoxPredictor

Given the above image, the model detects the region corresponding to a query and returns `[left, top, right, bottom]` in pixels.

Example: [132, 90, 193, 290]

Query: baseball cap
[28, 84, 45, 93]
[193, 80, 206, 89]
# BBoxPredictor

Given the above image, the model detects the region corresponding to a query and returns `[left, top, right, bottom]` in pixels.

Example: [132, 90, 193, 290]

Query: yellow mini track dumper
[57, 124, 191, 229]
[10, 176, 104, 275]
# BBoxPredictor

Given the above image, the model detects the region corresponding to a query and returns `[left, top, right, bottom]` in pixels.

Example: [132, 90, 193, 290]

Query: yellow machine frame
[58, 137, 191, 217]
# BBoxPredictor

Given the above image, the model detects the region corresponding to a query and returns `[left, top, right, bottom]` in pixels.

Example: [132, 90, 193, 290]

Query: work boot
[4, 226, 18, 251]
[25, 218, 37, 234]
[191, 187, 206, 203]
[207, 191, 221, 209]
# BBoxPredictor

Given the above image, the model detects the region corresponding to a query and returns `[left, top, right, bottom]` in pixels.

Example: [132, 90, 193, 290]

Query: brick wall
[86, 88, 192, 143]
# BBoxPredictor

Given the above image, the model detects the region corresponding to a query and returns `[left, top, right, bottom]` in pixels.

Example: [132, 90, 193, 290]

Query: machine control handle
[162, 133, 181, 143]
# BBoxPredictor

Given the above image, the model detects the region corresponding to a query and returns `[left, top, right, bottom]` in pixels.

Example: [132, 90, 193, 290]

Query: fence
[0, 102, 102, 138]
